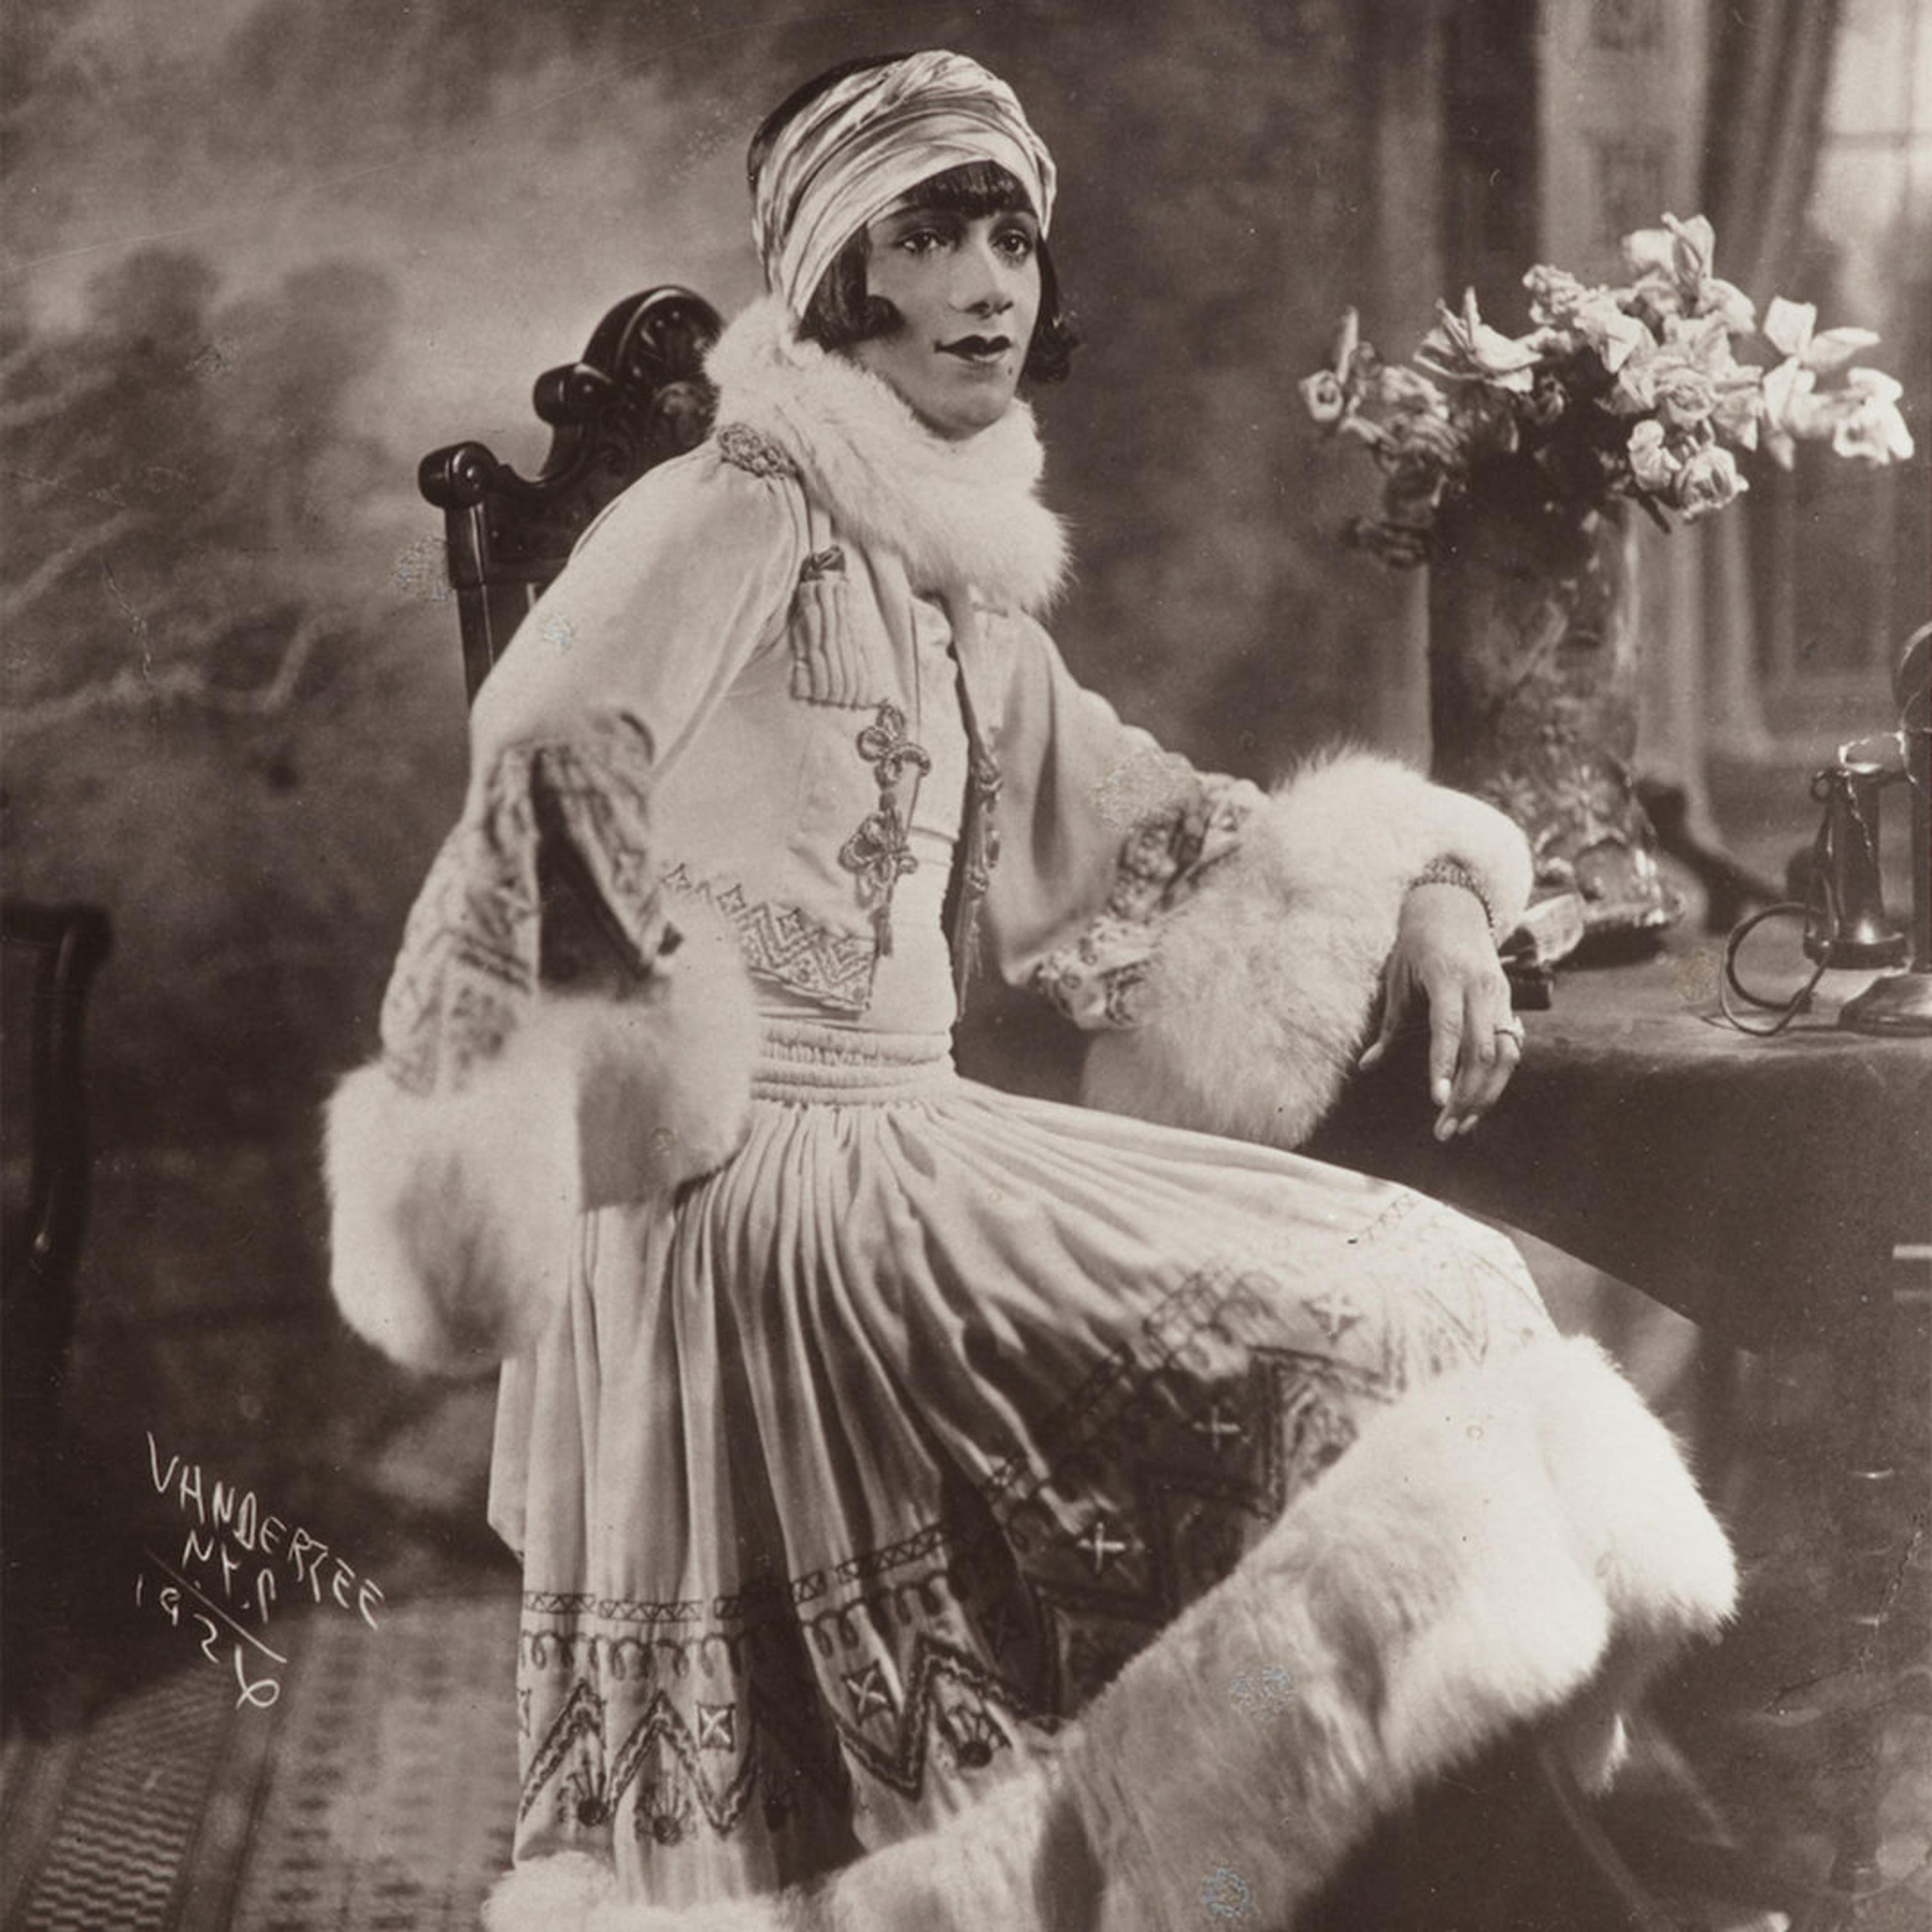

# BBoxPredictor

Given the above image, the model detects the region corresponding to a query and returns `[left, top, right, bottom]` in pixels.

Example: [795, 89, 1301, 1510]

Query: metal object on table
[1717, 623, 1932, 1039]
[1803, 758, 1909, 972]
[1840, 622, 1932, 1036]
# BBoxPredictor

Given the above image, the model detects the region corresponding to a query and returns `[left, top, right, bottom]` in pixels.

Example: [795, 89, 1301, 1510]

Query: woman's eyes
[890, 224, 1037, 263]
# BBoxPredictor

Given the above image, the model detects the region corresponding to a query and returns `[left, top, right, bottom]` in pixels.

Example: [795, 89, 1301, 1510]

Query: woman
[325, 50, 1680, 1913]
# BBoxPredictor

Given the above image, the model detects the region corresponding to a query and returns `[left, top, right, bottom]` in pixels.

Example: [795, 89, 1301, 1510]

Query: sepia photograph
[1, 2, 1927, 1927]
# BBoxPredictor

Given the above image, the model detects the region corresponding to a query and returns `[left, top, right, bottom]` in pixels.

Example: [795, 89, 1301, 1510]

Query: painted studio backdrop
[4, 0, 1450, 1515]
[2, 0, 1927, 1914]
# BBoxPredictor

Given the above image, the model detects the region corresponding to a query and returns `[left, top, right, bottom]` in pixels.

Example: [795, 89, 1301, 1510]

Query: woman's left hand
[1357, 882, 1521, 1140]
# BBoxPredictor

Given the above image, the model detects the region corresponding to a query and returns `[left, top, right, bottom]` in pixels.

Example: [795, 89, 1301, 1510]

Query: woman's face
[849, 194, 1042, 440]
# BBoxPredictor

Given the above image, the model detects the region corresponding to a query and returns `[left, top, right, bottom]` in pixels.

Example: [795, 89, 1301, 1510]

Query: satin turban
[751, 49, 1058, 319]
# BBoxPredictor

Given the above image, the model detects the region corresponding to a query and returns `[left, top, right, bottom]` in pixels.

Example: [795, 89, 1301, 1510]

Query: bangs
[798, 155, 1076, 383]
[898, 160, 1035, 220]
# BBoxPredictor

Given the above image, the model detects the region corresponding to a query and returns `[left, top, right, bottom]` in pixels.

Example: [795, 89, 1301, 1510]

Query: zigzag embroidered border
[664, 864, 874, 1012]
[513, 1248, 1530, 1849]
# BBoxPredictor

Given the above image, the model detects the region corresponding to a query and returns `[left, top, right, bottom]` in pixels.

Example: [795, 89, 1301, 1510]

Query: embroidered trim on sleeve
[379, 718, 662, 1095]
[1034, 777, 1253, 1031]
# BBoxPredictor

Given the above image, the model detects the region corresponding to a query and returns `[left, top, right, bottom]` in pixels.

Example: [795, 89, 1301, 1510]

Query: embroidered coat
[324, 297, 1728, 1921]
[331, 297, 1537, 1369]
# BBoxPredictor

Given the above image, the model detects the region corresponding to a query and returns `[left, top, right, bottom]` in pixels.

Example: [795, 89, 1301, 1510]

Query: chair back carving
[419, 287, 722, 701]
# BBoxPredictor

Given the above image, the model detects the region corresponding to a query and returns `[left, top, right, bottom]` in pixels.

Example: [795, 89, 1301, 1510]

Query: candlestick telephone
[1723, 622, 1932, 1036]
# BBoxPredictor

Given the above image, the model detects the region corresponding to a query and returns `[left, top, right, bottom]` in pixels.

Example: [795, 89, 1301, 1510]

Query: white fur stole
[706, 296, 1069, 615]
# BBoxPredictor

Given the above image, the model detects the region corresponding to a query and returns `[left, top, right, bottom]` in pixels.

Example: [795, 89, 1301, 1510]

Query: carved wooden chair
[2, 900, 112, 1733]
[419, 287, 722, 703]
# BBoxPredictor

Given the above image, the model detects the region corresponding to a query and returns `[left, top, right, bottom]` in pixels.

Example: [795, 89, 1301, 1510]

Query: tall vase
[1426, 492, 1677, 952]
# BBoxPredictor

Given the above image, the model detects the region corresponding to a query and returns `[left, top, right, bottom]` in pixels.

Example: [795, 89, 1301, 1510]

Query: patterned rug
[1, 1415, 1923, 1931]
[1, 1592, 520, 1931]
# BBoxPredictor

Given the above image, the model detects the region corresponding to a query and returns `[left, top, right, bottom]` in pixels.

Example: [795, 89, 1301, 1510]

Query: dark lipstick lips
[939, 335, 1012, 357]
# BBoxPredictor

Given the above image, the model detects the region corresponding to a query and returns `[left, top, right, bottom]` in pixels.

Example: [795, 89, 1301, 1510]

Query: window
[1751, 0, 1931, 738]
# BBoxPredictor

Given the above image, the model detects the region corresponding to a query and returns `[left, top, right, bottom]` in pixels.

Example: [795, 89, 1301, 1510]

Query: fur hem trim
[1528, 1337, 1742, 1790]
[324, 906, 757, 1376]
[486, 1783, 1052, 1930]
[480, 1340, 1732, 1932]
[1081, 749, 1535, 1148]
[706, 295, 1069, 614]
[1060, 1336, 1734, 1930]
[485, 1852, 630, 1931]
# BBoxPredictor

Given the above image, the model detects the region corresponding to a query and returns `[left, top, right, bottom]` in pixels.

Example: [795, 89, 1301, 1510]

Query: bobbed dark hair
[746, 54, 1079, 386]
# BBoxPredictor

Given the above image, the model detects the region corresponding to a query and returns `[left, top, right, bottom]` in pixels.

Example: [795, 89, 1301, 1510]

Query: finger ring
[1493, 1017, 1525, 1043]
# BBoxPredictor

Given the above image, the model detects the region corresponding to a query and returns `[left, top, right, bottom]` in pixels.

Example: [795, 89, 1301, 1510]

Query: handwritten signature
[139, 1430, 385, 1709]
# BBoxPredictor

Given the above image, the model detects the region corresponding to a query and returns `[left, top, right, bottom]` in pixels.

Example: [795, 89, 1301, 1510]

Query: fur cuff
[1082, 751, 1533, 1147]
[483, 1340, 1732, 1932]
[325, 908, 758, 1376]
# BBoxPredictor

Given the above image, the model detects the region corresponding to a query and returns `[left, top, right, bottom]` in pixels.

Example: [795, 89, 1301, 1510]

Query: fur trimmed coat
[325, 296, 1531, 1375]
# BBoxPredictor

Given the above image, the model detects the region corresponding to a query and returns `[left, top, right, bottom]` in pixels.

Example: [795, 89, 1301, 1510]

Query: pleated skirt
[489, 1019, 1551, 1903]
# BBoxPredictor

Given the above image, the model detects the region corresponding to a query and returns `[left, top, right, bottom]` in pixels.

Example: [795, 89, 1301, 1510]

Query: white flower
[1300, 309, 1365, 427]
[1523, 265, 1591, 326]
[1622, 215, 1755, 338]
[1623, 221, 1691, 283]
[1299, 369, 1349, 426]
[1655, 363, 1719, 431]
[1760, 299, 1908, 466]
[1576, 293, 1656, 376]
[1632, 317, 1741, 430]
[1675, 443, 1749, 518]
[1627, 420, 1681, 493]
[1762, 297, 1881, 373]
[1624, 214, 1704, 324]
[1415, 288, 1543, 393]
[1694, 277, 1756, 336]
[1829, 368, 1916, 464]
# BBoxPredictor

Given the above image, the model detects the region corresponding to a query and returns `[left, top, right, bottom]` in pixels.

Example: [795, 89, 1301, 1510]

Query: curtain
[1701, 0, 1842, 754]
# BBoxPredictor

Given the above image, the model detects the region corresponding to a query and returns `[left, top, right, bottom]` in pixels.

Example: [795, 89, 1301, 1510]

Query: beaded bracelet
[1407, 856, 1497, 935]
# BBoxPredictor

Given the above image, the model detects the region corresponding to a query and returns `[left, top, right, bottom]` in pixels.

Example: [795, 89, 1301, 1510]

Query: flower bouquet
[1301, 214, 1913, 953]
[1302, 212, 1913, 566]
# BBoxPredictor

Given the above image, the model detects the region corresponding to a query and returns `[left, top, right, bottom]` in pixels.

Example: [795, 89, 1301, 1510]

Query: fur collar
[706, 295, 1069, 614]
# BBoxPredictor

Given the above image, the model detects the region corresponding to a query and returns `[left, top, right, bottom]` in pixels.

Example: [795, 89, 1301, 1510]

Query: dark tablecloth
[1308, 954, 1932, 1349]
